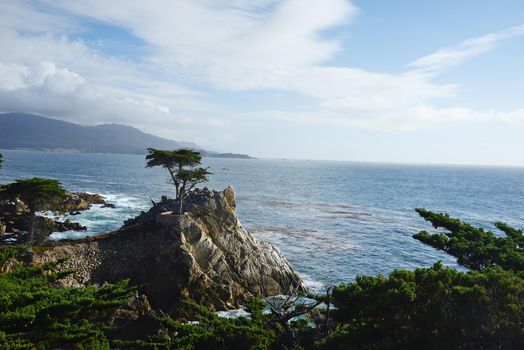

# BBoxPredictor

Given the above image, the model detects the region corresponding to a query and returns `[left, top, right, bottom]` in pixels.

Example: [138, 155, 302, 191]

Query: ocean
[1, 149, 523, 292]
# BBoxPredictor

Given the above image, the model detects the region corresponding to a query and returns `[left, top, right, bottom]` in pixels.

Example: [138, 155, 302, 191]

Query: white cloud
[42, 0, 524, 128]
[43, 0, 357, 90]
[0, 0, 78, 34]
[409, 24, 524, 73]
[303, 68, 456, 110]
[249, 105, 524, 132]
[0, 58, 227, 140]
[0, 0, 523, 154]
[0, 2, 223, 142]
[32, 0, 466, 122]
[0, 61, 28, 91]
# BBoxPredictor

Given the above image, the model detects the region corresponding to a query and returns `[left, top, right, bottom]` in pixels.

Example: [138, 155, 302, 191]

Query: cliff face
[35, 187, 305, 312]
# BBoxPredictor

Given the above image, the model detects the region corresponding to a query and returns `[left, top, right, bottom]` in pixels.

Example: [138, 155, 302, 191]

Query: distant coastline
[1, 147, 254, 159]
[0, 113, 253, 159]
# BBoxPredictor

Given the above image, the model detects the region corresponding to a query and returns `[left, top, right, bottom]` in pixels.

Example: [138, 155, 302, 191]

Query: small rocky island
[32, 186, 306, 312]
[0, 191, 109, 240]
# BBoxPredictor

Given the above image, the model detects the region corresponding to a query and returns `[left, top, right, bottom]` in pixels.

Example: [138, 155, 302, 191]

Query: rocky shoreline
[0, 191, 113, 243]
[29, 187, 305, 312]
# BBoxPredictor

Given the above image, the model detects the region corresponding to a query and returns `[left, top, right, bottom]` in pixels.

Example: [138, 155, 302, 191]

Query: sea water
[1, 150, 523, 292]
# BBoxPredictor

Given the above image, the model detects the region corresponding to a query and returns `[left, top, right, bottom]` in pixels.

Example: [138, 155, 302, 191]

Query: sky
[1, 0, 524, 166]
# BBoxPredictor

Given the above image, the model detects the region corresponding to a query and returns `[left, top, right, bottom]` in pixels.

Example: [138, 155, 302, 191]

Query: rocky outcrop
[63, 192, 107, 212]
[34, 187, 306, 313]
[0, 191, 108, 215]
[0, 191, 108, 243]
[5, 215, 86, 234]
[53, 219, 87, 232]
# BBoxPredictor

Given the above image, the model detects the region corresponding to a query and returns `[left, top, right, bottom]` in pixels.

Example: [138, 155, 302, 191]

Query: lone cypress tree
[2, 178, 66, 246]
[146, 148, 211, 214]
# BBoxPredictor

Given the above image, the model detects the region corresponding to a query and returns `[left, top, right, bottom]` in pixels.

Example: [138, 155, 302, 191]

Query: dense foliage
[1, 178, 67, 213]
[414, 208, 524, 271]
[316, 210, 524, 350]
[321, 264, 524, 349]
[113, 300, 279, 350]
[0, 245, 133, 349]
[1, 200, 523, 349]
[0, 247, 284, 350]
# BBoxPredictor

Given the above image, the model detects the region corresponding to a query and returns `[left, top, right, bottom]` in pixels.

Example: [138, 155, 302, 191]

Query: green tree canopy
[0, 245, 134, 349]
[0, 246, 279, 350]
[2, 178, 66, 245]
[146, 148, 211, 214]
[413, 208, 524, 271]
[321, 263, 524, 350]
[146, 148, 201, 169]
[0, 205, 523, 349]
[312, 210, 524, 350]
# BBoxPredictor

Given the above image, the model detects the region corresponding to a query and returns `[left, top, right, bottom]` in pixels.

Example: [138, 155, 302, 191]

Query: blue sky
[1, 0, 524, 165]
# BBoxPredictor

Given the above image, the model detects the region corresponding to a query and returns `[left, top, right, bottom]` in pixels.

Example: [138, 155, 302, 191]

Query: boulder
[53, 219, 87, 232]
[62, 192, 106, 211]
[33, 187, 306, 313]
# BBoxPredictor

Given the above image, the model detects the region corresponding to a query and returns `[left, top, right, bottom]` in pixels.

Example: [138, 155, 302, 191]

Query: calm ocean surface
[1, 150, 523, 291]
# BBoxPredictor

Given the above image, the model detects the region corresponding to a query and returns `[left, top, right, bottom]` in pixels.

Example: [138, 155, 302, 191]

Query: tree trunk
[178, 191, 184, 214]
[176, 165, 183, 200]
[167, 167, 180, 199]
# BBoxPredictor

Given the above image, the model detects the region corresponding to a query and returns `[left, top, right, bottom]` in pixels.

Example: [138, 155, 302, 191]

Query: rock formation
[34, 187, 306, 313]
[0, 191, 109, 243]
[63, 192, 107, 211]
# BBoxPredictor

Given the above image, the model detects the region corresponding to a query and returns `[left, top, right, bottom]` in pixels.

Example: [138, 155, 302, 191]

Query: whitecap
[216, 309, 251, 319]
[297, 273, 325, 294]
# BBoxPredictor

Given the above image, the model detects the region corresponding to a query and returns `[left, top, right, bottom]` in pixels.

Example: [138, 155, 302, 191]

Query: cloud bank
[0, 0, 523, 151]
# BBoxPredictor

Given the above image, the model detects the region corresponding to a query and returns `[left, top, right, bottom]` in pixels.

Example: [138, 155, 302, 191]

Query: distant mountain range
[0, 113, 252, 159]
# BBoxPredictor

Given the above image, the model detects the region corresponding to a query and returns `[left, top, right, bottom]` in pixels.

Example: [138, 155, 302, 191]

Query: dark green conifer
[146, 148, 211, 213]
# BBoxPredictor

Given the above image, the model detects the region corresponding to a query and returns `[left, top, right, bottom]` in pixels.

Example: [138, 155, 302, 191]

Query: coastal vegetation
[414, 208, 524, 271]
[146, 148, 211, 213]
[0, 245, 282, 349]
[1, 209, 522, 349]
[0, 150, 522, 349]
[0, 245, 134, 349]
[316, 212, 524, 349]
[2, 178, 66, 246]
